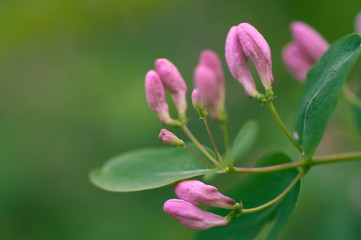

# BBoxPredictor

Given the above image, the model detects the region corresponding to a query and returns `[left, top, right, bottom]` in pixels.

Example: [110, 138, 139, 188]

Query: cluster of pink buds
[225, 23, 274, 98]
[163, 180, 236, 230]
[282, 22, 329, 81]
[145, 59, 187, 126]
[283, 11, 361, 82]
[146, 50, 227, 125]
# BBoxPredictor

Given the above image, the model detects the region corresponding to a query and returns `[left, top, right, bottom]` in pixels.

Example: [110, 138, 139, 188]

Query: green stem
[225, 151, 361, 217]
[241, 169, 304, 215]
[202, 117, 223, 163]
[312, 151, 361, 165]
[230, 161, 304, 173]
[266, 101, 303, 152]
[343, 86, 361, 109]
[221, 122, 230, 152]
[228, 151, 361, 174]
[181, 124, 219, 166]
[183, 143, 214, 168]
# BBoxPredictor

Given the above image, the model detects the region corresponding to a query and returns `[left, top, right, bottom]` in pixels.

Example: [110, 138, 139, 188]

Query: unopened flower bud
[158, 129, 184, 147]
[283, 22, 329, 81]
[199, 50, 225, 86]
[163, 199, 228, 230]
[174, 180, 235, 209]
[356, 11, 361, 34]
[145, 70, 173, 125]
[194, 64, 226, 122]
[282, 42, 313, 81]
[155, 58, 188, 117]
[192, 88, 207, 118]
[290, 21, 329, 62]
[238, 23, 274, 91]
[225, 26, 258, 98]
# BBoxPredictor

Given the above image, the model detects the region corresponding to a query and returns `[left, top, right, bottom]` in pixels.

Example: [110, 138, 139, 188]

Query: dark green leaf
[194, 152, 301, 240]
[90, 143, 213, 192]
[226, 120, 258, 164]
[295, 34, 361, 159]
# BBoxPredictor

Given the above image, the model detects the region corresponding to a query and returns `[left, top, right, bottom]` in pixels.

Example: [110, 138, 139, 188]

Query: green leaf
[226, 120, 258, 164]
[295, 34, 361, 159]
[90, 143, 213, 192]
[194, 152, 301, 240]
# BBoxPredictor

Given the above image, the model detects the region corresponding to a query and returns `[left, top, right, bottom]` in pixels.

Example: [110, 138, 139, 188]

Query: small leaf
[295, 34, 361, 159]
[90, 143, 213, 192]
[194, 152, 301, 240]
[226, 120, 258, 163]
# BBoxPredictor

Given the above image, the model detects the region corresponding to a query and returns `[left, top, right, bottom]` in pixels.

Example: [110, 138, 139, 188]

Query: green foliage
[226, 120, 258, 164]
[194, 152, 301, 240]
[295, 34, 361, 159]
[90, 143, 213, 192]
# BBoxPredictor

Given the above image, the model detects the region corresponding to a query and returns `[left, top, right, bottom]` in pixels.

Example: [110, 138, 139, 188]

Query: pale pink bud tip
[194, 65, 220, 109]
[145, 70, 172, 125]
[163, 199, 228, 230]
[199, 50, 225, 85]
[158, 129, 184, 147]
[282, 43, 313, 81]
[175, 180, 235, 209]
[356, 11, 361, 34]
[155, 58, 187, 116]
[192, 88, 207, 118]
[290, 21, 329, 62]
[225, 26, 258, 98]
[195, 50, 226, 122]
[238, 23, 274, 91]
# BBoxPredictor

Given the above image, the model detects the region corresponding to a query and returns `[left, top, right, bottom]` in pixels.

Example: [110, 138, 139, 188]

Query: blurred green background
[1, 0, 361, 239]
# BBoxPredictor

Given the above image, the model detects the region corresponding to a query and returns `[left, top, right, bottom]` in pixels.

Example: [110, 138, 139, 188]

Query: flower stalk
[183, 143, 214, 168]
[202, 117, 223, 163]
[266, 101, 303, 152]
[181, 124, 219, 166]
[241, 169, 304, 214]
[221, 122, 230, 152]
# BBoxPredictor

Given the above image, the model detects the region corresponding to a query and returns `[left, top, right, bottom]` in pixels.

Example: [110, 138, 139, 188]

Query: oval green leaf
[90, 144, 213, 192]
[194, 152, 301, 240]
[226, 120, 258, 164]
[294, 34, 361, 159]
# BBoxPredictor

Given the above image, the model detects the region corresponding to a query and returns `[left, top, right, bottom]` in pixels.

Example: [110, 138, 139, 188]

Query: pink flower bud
[194, 65, 225, 122]
[163, 199, 228, 230]
[237, 23, 274, 91]
[155, 58, 187, 117]
[191, 88, 207, 118]
[290, 21, 329, 62]
[356, 11, 361, 34]
[225, 26, 258, 98]
[195, 50, 226, 122]
[194, 65, 219, 108]
[145, 70, 173, 125]
[282, 42, 313, 81]
[175, 180, 235, 209]
[199, 50, 225, 86]
[158, 129, 184, 147]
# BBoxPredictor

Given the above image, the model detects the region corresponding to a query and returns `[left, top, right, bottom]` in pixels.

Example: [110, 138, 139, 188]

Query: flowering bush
[90, 12, 361, 240]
